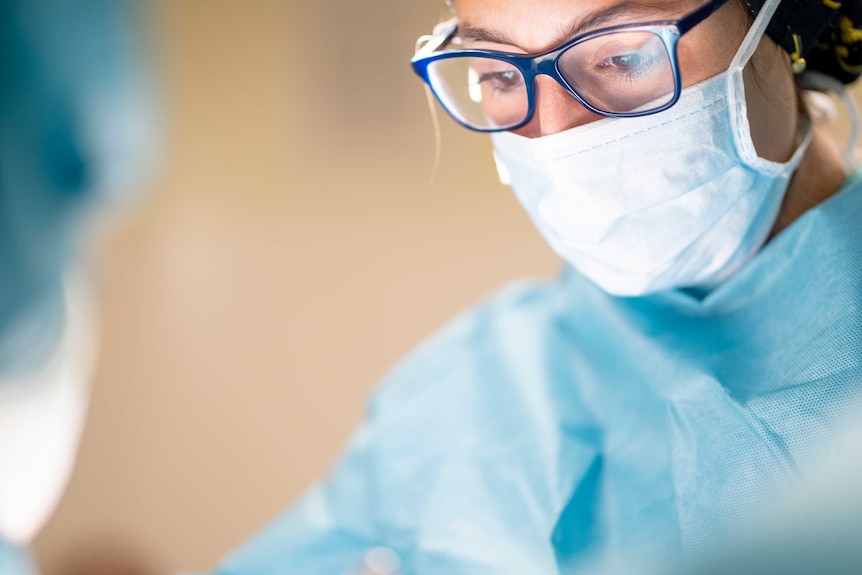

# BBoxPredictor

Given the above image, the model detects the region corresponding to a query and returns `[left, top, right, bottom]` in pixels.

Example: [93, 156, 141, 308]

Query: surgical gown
[215, 173, 862, 575]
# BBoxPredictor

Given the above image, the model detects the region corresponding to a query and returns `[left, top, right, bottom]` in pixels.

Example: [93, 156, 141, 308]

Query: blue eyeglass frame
[411, 0, 731, 133]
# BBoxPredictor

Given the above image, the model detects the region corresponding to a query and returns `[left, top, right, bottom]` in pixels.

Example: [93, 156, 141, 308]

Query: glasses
[411, 0, 730, 132]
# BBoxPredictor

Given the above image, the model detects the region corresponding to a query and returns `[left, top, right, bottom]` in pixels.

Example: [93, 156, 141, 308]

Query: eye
[478, 69, 523, 91]
[585, 35, 667, 81]
[599, 52, 645, 71]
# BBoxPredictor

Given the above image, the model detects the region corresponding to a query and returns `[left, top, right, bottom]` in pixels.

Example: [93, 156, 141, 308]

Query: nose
[514, 75, 603, 138]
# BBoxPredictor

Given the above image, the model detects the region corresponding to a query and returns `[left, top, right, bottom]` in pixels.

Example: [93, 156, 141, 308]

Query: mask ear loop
[729, 0, 813, 168]
[731, 0, 782, 71]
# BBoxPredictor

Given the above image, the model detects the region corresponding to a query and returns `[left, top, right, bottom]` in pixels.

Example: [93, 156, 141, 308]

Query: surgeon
[0, 0, 156, 572]
[214, 0, 862, 573]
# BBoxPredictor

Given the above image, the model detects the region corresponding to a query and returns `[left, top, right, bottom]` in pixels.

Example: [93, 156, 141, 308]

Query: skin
[451, 0, 847, 238]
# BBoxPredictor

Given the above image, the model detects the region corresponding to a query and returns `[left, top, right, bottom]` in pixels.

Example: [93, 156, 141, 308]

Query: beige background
[30, 1, 862, 574]
[33, 1, 558, 573]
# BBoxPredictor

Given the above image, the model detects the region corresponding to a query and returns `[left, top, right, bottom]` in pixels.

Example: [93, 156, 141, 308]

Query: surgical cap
[746, 0, 861, 83]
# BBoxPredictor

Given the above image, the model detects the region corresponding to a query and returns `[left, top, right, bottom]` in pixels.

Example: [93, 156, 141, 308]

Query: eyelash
[479, 71, 523, 93]
[598, 50, 661, 82]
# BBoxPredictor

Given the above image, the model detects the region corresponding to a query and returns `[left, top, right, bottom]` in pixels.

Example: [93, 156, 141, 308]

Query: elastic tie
[791, 34, 808, 73]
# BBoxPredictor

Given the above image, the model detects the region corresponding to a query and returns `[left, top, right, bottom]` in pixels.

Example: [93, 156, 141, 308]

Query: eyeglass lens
[427, 56, 528, 130]
[426, 30, 676, 131]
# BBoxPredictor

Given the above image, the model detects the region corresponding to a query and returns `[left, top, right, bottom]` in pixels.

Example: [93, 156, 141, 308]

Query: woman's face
[451, 0, 798, 162]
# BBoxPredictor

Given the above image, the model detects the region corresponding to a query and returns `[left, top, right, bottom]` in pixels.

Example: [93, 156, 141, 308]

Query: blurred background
[29, 1, 560, 573]
[24, 1, 862, 574]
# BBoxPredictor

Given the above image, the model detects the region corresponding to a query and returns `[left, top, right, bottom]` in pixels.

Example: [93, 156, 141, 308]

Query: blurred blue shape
[215, 171, 862, 575]
[664, 419, 862, 575]
[0, 0, 157, 370]
[0, 541, 34, 575]
[0, 0, 157, 568]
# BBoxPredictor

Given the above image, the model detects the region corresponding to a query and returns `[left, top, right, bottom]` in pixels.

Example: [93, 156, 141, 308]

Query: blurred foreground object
[0, 0, 159, 566]
[672, 421, 862, 575]
[594, 418, 862, 575]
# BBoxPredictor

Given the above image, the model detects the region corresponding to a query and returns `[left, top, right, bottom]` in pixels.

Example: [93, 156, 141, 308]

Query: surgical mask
[491, 0, 811, 297]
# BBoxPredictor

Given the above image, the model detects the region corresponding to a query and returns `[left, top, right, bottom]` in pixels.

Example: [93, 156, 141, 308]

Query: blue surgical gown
[216, 173, 862, 575]
[0, 542, 33, 575]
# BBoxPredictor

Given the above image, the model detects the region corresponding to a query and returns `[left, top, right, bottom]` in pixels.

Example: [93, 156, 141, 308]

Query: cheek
[743, 41, 799, 163]
[675, 36, 741, 87]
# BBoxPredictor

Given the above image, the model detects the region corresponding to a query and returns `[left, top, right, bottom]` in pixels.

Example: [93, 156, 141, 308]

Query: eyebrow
[458, 1, 684, 52]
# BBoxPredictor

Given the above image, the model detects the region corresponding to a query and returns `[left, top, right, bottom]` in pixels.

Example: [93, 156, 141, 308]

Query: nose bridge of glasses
[531, 55, 581, 103]
[534, 55, 558, 76]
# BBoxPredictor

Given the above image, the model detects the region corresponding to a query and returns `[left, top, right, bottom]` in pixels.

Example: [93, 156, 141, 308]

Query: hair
[735, 0, 755, 22]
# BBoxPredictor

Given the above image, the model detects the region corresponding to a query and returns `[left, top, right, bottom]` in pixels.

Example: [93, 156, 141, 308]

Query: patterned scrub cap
[747, 0, 860, 82]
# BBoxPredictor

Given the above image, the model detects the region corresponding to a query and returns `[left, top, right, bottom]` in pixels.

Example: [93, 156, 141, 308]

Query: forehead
[453, 0, 701, 52]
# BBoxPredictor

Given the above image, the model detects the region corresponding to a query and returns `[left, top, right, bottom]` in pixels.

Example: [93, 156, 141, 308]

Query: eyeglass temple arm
[677, 0, 731, 35]
[414, 17, 459, 57]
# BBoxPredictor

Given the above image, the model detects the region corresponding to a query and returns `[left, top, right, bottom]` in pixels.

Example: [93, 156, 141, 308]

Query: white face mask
[491, 0, 811, 297]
